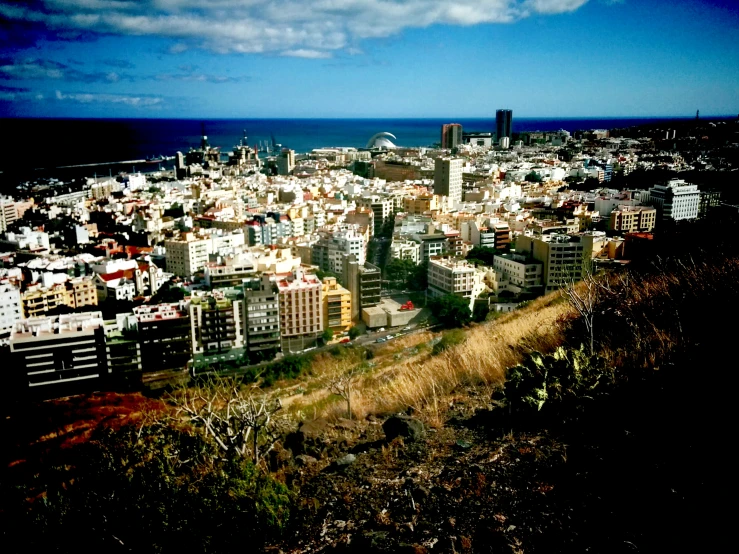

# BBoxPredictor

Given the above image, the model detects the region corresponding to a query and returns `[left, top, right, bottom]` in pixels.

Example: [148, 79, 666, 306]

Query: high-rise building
[275, 269, 323, 352]
[276, 148, 296, 175]
[0, 196, 17, 232]
[243, 275, 282, 361]
[441, 123, 463, 150]
[496, 109, 513, 141]
[433, 157, 463, 203]
[321, 276, 352, 334]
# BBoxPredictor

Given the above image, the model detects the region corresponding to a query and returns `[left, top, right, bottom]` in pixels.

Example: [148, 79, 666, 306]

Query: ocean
[0, 116, 709, 181]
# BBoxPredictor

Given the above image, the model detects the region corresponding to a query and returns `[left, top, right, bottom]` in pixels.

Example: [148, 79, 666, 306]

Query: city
[1, 0, 738, 551]
[1, 111, 735, 396]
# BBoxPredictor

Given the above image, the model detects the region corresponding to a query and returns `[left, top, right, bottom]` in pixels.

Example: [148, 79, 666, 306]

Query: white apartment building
[493, 253, 543, 293]
[434, 158, 463, 203]
[390, 239, 421, 264]
[646, 179, 700, 221]
[165, 234, 210, 277]
[0, 196, 17, 232]
[427, 258, 487, 310]
[0, 284, 22, 338]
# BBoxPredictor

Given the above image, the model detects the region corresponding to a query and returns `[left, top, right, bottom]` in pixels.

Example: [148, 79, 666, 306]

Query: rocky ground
[268, 369, 731, 554]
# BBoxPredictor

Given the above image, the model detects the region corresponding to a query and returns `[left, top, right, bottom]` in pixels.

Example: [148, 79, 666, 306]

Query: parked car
[340, 337, 351, 344]
[376, 338, 386, 343]
[378, 327, 385, 332]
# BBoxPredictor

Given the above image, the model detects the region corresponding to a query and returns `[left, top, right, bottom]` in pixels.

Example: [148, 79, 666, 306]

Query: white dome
[366, 132, 397, 149]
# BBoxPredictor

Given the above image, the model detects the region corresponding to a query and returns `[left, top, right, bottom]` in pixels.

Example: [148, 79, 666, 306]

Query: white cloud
[0, 1, 590, 57]
[54, 89, 164, 106]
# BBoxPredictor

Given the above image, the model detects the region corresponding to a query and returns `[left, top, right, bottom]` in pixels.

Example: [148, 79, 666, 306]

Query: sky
[0, 0, 737, 119]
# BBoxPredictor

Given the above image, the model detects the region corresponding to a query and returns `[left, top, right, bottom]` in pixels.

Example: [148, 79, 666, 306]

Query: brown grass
[372, 294, 573, 422]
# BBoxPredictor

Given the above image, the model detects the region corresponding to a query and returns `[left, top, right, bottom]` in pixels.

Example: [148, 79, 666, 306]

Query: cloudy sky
[0, 0, 737, 118]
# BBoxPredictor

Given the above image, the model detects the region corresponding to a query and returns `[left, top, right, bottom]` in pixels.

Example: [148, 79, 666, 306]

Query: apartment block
[433, 158, 463, 203]
[243, 275, 282, 360]
[390, 239, 421, 264]
[609, 205, 657, 233]
[427, 257, 487, 310]
[646, 179, 700, 222]
[165, 233, 209, 277]
[190, 292, 244, 356]
[493, 253, 543, 293]
[403, 193, 439, 215]
[322, 276, 352, 333]
[357, 195, 394, 236]
[10, 312, 108, 393]
[133, 302, 192, 375]
[22, 277, 98, 318]
[276, 270, 323, 351]
[517, 234, 586, 293]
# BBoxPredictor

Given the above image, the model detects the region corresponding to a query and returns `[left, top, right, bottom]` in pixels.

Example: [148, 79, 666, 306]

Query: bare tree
[560, 265, 605, 356]
[324, 365, 362, 419]
[174, 377, 285, 465]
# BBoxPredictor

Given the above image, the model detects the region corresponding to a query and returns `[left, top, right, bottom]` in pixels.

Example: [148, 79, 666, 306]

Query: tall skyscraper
[434, 157, 463, 203]
[496, 109, 513, 141]
[441, 123, 463, 150]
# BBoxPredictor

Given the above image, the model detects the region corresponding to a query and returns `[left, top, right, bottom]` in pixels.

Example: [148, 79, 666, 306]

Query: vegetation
[348, 326, 362, 340]
[466, 246, 497, 267]
[2, 421, 291, 553]
[428, 294, 472, 329]
[432, 328, 467, 355]
[321, 328, 334, 344]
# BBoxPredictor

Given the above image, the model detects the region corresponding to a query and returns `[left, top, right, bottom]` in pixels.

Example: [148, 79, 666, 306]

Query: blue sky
[0, 0, 737, 118]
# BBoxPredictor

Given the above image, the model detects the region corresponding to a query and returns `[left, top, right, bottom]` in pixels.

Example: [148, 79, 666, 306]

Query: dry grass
[375, 294, 573, 422]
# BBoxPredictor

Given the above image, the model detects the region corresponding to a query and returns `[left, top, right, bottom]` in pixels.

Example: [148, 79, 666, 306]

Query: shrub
[500, 345, 614, 423]
[5, 423, 292, 553]
[432, 329, 467, 355]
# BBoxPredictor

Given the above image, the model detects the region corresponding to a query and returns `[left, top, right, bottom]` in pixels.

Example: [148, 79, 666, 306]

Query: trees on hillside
[429, 294, 472, 329]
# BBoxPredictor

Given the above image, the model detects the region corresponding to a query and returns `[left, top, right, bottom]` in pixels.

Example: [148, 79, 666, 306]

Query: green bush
[348, 326, 362, 340]
[432, 329, 467, 355]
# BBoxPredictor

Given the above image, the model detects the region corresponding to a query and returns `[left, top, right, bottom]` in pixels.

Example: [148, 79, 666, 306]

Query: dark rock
[285, 418, 331, 455]
[268, 442, 293, 472]
[383, 414, 425, 442]
[355, 530, 392, 553]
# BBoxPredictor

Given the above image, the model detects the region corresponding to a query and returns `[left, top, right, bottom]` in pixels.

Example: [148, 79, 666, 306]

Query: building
[311, 227, 366, 275]
[493, 253, 543, 294]
[0, 196, 17, 232]
[433, 157, 463, 203]
[342, 255, 381, 321]
[165, 233, 209, 277]
[646, 179, 700, 222]
[0, 284, 22, 338]
[463, 132, 493, 148]
[276, 148, 296, 175]
[413, 233, 448, 262]
[357, 195, 394, 236]
[390, 239, 421, 264]
[469, 221, 497, 249]
[609, 206, 657, 233]
[322, 276, 352, 334]
[22, 277, 98, 318]
[403, 193, 439, 215]
[427, 257, 487, 310]
[441, 123, 463, 150]
[105, 323, 143, 389]
[496, 109, 513, 141]
[204, 254, 256, 288]
[517, 234, 586, 293]
[242, 275, 282, 361]
[698, 190, 721, 219]
[493, 223, 512, 251]
[275, 269, 323, 352]
[10, 312, 108, 393]
[0, 227, 50, 251]
[190, 291, 244, 357]
[133, 302, 192, 375]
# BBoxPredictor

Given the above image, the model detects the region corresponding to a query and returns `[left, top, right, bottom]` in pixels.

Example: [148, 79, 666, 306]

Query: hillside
[1, 255, 737, 553]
